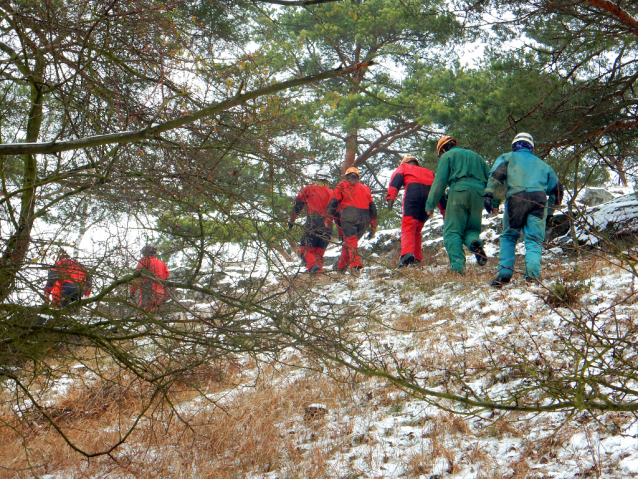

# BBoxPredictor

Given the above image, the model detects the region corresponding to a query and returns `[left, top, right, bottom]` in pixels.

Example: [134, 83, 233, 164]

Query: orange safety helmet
[401, 155, 419, 165]
[436, 136, 457, 157]
[345, 167, 360, 178]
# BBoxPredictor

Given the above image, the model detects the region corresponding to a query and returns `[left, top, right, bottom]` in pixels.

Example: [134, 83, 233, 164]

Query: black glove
[367, 228, 377, 240]
[484, 193, 493, 214]
[387, 199, 394, 211]
[287, 221, 294, 230]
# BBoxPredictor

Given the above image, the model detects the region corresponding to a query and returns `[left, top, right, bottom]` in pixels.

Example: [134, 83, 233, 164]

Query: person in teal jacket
[484, 132, 560, 287]
[426, 136, 490, 274]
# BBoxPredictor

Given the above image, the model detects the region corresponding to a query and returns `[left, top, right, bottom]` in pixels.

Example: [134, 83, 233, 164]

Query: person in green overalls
[426, 136, 490, 274]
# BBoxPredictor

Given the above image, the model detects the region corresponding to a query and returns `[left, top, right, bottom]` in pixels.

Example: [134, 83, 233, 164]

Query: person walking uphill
[325, 167, 377, 274]
[130, 245, 170, 310]
[289, 174, 335, 274]
[484, 133, 559, 287]
[425, 136, 490, 274]
[45, 250, 92, 308]
[386, 155, 446, 268]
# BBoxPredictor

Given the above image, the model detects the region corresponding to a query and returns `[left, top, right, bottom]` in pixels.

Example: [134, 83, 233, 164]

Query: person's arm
[425, 156, 451, 212]
[325, 186, 342, 218]
[84, 271, 92, 297]
[386, 168, 404, 210]
[484, 155, 508, 209]
[289, 188, 308, 227]
[546, 169, 560, 215]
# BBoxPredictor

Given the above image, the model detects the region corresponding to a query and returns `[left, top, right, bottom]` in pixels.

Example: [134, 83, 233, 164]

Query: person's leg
[523, 213, 546, 279]
[414, 220, 425, 262]
[304, 247, 319, 271]
[60, 283, 80, 309]
[141, 280, 153, 309]
[400, 215, 417, 257]
[337, 220, 357, 270]
[463, 187, 484, 250]
[443, 190, 470, 274]
[497, 208, 520, 279]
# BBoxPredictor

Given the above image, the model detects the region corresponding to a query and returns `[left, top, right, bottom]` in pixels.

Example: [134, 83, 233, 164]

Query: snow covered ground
[6, 194, 638, 478]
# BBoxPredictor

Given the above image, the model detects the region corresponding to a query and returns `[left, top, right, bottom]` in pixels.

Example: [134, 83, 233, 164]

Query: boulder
[579, 187, 614, 207]
[562, 193, 638, 245]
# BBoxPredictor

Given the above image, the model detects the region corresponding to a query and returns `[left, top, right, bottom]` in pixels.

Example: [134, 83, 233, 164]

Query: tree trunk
[0, 62, 44, 302]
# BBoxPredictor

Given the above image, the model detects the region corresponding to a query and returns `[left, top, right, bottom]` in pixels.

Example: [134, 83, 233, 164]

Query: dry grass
[0, 355, 353, 478]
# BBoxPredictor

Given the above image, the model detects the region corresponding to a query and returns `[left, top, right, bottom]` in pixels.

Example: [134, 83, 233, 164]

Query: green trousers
[443, 180, 485, 274]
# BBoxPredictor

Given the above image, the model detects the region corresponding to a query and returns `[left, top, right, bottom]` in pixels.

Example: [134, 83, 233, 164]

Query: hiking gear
[387, 199, 394, 211]
[437, 136, 457, 157]
[333, 258, 346, 273]
[490, 274, 512, 288]
[525, 275, 537, 285]
[387, 162, 445, 261]
[131, 256, 170, 310]
[401, 155, 419, 165]
[470, 240, 487, 266]
[345, 167, 360, 178]
[367, 228, 376, 240]
[426, 146, 490, 274]
[301, 245, 327, 272]
[398, 252, 415, 268]
[486, 148, 558, 280]
[315, 173, 331, 183]
[141, 244, 157, 257]
[310, 264, 320, 274]
[512, 132, 534, 149]
[483, 193, 493, 214]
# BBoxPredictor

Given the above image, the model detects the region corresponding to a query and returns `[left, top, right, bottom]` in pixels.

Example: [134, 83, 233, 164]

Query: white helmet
[512, 132, 534, 149]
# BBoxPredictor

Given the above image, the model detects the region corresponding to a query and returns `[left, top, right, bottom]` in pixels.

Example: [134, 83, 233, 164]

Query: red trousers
[300, 246, 326, 271]
[337, 236, 362, 269]
[401, 216, 425, 262]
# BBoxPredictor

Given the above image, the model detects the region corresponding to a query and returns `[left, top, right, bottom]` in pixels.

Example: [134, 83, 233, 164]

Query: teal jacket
[425, 146, 490, 212]
[485, 148, 559, 208]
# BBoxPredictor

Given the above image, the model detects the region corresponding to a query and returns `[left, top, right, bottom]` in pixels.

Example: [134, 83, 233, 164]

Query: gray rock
[580, 188, 614, 207]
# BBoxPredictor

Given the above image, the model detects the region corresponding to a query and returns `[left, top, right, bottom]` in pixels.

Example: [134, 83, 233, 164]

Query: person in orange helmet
[425, 136, 490, 274]
[325, 167, 377, 274]
[386, 155, 446, 268]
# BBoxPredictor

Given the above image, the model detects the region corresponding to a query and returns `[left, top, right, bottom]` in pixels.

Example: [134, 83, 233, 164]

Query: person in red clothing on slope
[386, 155, 447, 268]
[45, 250, 92, 308]
[130, 245, 170, 310]
[325, 167, 377, 274]
[289, 174, 335, 274]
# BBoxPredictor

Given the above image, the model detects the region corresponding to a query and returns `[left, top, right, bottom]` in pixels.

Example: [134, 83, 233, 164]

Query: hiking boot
[470, 241, 488, 266]
[310, 265, 320, 274]
[333, 259, 346, 274]
[489, 274, 512, 288]
[397, 253, 415, 268]
[350, 266, 363, 276]
[525, 276, 538, 286]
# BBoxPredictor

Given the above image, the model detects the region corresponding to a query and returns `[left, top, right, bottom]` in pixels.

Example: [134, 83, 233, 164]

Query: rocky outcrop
[566, 193, 638, 245]
[579, 187, 614, 207]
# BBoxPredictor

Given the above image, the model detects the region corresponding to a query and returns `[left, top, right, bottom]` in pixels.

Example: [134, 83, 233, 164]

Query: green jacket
[425, 146, 490, 211]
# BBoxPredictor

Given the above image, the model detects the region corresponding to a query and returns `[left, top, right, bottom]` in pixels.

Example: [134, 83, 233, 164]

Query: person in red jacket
[386, 155, 446, 268]
[130, 245, 170, 310]
[289, 174, 335, 273]
[325, 167, 377, 274]
[44, 250, 92, 308]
